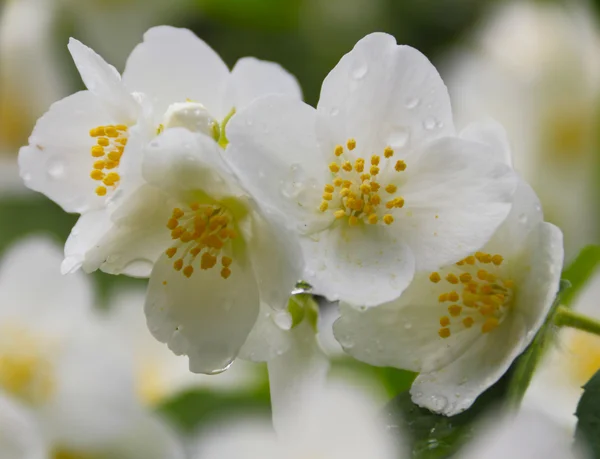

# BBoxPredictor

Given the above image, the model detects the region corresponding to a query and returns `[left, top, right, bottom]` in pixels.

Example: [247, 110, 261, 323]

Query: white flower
[189, 383, 402, 459]
[70, 127, 303, 375]
[225, 32, 516, 307]
[17, 25, 301, 274]
[443, 1, 600, 259]
[460, 408, 589, 459]
[333, 124, 564, 415]
[523, 270, 600, 431]
[0, 395, 45, 459]
[105, 287, 263, 406]
[0, 236, 185, 458]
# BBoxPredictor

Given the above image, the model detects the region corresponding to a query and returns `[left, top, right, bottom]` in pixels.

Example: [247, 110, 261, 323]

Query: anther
[446, 273, 459, 284]
[183, 266, 194, 278]
[440, 316, 450, 327]
[95, 186, 107, 196]
[370, 166, 379, 176]
[329, 163, 340, 173]
[347, 138, 356, 150]
[385, 184, 397, 194]
[165, 247, 177, 258]
[383, 214, 394, 225]
[429, 272, 441, 283]
[394, 160, 406, 172]
[370, 155, 380, 166]
[319, 201, 329, 212]
[173, 259, 184, 271]
[384, 146, 394, 158]
[448, 305, 462, 317]
[334, 145, 344, 156]
[221, 267, 231, 279]
[462, 317, 474, 328]
[342, 162, 353, 172]
[368, 214, 378, 224]
[439, 328, 451, 339]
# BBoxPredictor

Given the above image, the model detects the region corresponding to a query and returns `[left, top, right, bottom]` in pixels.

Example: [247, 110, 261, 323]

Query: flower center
[319, 139, 406, 226]
[89, 124, 129, 196]
[429, 251, 514, 339]
[0, 327, 55, 405]
[164, 203, 237, 279]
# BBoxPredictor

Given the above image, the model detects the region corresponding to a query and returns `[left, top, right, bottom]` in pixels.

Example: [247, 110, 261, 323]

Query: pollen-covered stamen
[164, 203, 237, 280]
[430, 251, 514, 339]
[319, 139, 407, 226]
[89, 124, 129, 196]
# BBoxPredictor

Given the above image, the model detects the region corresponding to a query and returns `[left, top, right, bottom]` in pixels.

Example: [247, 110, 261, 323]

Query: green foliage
[560, 245, 600, 307]
[575, 369, 600, 457]
[383, 281, 569, 459]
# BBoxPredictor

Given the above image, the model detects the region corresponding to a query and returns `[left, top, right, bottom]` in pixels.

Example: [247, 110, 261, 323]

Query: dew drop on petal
[405, 97, 420, 109]
[22, 172, 32, 183]
[423, 117, 437, 131]
[350, 59, 368, 80]
[207, 359, 234, 375]
[46, 158, 65, 180]
[388, 126, 411, 149]
[330, 107, 340, 117]
[245, 119, 253, 126]
[122, 259, 154, 277]
[428, 394, 448, 412]
[404, 322, 413, 330]
[273, 310, 293, 330]
[518, 213, 528, 224]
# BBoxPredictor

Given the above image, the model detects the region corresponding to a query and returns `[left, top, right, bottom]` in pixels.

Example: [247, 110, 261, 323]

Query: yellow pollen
[429, 272, 441, 283]
[91, 146, 104, 157]
[201, 253, 217, 270]
[89, 124, 128, 195]
[438, 293, 448, 303]
[368, 214, 378, 224]
[503, 279, 514, 288]
[95, 186, 107, 196]
[446, 273, 459, 284]
[165, 247, 177, 258]
[342, 161, 353, 172]
[370, 166, 379, 175]
[334, 145, 344, 156]
[384, 146, 394, 158]
[370, 194, 381, 205]
[222, 256, 233, 267]
[333, 177, 343, 187]
[97, 137, 109, 147]
[319, 201, 329, 212]
[329, 163, 340, 173]
[395, 160, 406, 171]
[486, 273, 496, 283]
[324, 184, 335, 193]
[349, 215, 359, 226]
[448, 304, 462, 317]
[340, 188, 350, 197]
[93, 160, 105, 170]
[173, 259, 184, 271]
[90, 170, 104, 180]
[385, 184, 397, 194]
[465, 256, 476, 265]
[383, 214, 394, 225]
[354, 160, 365, 173]
[360, 183, 371, 194]
[166, 219, 179, 230]
[172, 208, 185, 219]
[334, 210, 346, 219]
[370, 155, 380, 166]
[183, 266, 194, 278]
[105, 160, 117, 169]
[322, 192, 333, 201]
[347, 138, 356, 150]
[370, 182, 380, 192]
[107, 150, 122, 161]
[448, 291, 459, 302]
[481, 317, 499, 334]
[459, 273, 472, 283]
[440, 316, 450, 327]
[439, 328, 451, 339]
[477, 270, 488, 281]
[462, 317, 475, 328]
[221, 267, 231, 279]
[492, 254, 504, 266]
[115, 124, 127, 131]
[105, 127, 118, 137]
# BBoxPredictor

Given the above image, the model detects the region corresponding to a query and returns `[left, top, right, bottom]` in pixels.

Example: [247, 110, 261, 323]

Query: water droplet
[337, 334, 355, 349]
[405, 97, 420, 109]
[245, 119, 253, 126]
[207, 359, 234, 375]
[330, 107, 340, 117]
[122, 259, 154, 277]
[423, 117, 437, 130]
[404, 322, 413, 330]
[273, 311, 293, 330]
[350, 59, 368, 79]
[518, 213, 528, 224]
[428, 394, 448, 411]
[46, 158, 65, 180]
[388, 126, 411, 149]
[289, 163, 304, 181]
[22, 173, 32, 183]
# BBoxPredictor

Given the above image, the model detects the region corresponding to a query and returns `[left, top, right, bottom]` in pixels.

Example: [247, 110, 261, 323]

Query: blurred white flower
[524, 269, 600, 431]
[105, 287, 263, 406]
[0, 395, 45, 459]
[444, 0, 600, 259]
[226, 32, 516, 308]
[0, 0, 66, 195]
[334, 123, 564, 415]
[189, 382, 402, 459]
[0, 236, 185, 458]
[460, 408, 589, 459]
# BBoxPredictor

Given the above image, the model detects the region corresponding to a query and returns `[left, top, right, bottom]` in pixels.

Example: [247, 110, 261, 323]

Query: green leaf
[575, 369, 600, 457]
[384, 280, 569, 459]
[561, 245, 600, 307]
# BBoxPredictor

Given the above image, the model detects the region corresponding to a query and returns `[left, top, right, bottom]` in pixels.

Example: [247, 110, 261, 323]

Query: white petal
[246, 209, 303, 311]
[398, 136, 516, 270]
[143, 128, 241, 202]
[303, 223, 415, 307]
[0, 236, 93, 335]
[333, 273, 482, 372]
[267, 319, 330, 436]
[459, 119, 513, 167]
[225, 94, 331, 234]
[224, 57, 302, 111]
[122, 26, 229, 121]
[145, 253, 260, 374]
[67, 38, 138, 122]
[18, 91, 115, 213]
[0, 396, 46, 459]
[317, 32, 454, 156]
[460, 409, 587, 459]
[484, 177, 545, 259]
[69, 184, 175, 277]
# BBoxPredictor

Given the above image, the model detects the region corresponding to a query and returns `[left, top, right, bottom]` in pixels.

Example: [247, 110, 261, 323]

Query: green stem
[554, 305, 600, 336]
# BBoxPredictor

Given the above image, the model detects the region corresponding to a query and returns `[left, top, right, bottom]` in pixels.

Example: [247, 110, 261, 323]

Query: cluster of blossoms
[19, 26, 563, 419]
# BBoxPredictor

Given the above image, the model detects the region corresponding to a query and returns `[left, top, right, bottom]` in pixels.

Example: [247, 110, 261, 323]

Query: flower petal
[459, 119, 513, 167]
[303, 223, 415, 307]
[69, 184, 175, 277]
[0, 236, 93, 334]
[67, 38, 138, 122]
[0, 395, 46, 459]
[145, 253, 260, 374]
[122, 26, 229, 121]
[267, 320, 330, 435]
[397, 136, 516, 270]
[225, 94, 332, 234]
[223, 57, 302, 111]
[317, 32, 454, 156]
[18, 91, 115, 213]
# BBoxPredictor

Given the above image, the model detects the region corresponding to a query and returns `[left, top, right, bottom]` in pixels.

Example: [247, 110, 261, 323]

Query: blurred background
[1, 0, 600, 455]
